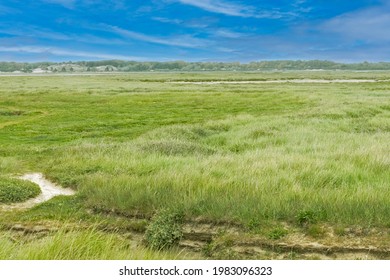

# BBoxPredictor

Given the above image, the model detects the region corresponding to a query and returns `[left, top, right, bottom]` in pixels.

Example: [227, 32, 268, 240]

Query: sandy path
[0, 173, 75, 210]
[168, 79, 381, 84]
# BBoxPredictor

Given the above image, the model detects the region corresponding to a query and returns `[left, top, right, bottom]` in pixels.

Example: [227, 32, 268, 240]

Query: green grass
[0, 227, 187, 260]
[0, 71, 389, 258]
[0, 177, 41, 203]
[145, 209, 184, 250]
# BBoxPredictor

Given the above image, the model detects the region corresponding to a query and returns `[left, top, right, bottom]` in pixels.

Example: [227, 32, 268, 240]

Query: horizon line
[1, 59, 390, 64]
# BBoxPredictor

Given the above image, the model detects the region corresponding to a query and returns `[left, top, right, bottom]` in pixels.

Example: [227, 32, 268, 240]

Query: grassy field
[0, 71, 389, 259]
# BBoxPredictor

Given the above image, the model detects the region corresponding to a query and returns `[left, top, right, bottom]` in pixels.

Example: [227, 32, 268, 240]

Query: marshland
[1, 71, 389, 259]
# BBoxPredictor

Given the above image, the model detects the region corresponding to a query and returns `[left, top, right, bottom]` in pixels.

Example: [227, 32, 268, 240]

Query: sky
[0, 0, 390, 62]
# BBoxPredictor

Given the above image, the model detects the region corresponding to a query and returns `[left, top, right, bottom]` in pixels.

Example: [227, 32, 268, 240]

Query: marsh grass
[0, 72, 389, 236]
[0, 227, 185, 260]
[0, 177, 41, 203]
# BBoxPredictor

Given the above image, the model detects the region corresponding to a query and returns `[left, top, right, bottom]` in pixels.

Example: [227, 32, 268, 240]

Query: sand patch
[0, 173, 75, 210]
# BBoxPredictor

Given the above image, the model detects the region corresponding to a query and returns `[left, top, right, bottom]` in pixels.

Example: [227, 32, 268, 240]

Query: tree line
[2, 60, 390, 72]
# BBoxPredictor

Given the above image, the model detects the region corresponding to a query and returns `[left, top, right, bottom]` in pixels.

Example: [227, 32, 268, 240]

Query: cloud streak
[0, 23, 128, 45]
[0, 45, 146, 61]
[41, 0, 76, 9]
[175, 0, 283, 18]
[0, 4, 19, 15]
[101, 24, 211, 48]
[212, 28, 248, 38]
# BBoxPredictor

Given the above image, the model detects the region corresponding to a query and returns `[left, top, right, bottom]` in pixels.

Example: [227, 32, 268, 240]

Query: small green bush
[0, 177, 41, 203]
[246, 218, 262, 233]
[296, 210, 317, 226]
[144, 209, 183, 250]
[268, 228, 289, 240]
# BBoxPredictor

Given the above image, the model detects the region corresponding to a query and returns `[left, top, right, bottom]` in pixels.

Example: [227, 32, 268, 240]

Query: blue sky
[0, 0, 389, 62]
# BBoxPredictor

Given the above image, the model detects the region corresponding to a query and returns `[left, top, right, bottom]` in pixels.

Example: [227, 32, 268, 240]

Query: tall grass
[0, 72, 389, 229]
[0, 227, 188, 260]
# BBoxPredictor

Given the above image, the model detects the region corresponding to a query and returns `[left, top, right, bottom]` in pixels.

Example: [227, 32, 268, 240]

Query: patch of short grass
[268, 228, 289, 240]
[0, 177, 41, 203]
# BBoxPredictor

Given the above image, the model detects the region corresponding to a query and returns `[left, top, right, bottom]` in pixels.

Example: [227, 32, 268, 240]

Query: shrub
[144, 209, 183, 250]
[268, 228, 289, 240]
[0, 177, 41, 203]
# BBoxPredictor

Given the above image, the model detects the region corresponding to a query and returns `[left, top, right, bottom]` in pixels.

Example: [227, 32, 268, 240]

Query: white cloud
[0, 46, 146, 60]
[102, 24, 211, 48]
[0, 24, 71, 41]
[41, 0, 76, 9]
[152, 17, 184, 25]
[152, 17, 248, 39]
[152, 16, 218, 28]
[0, 23, 128, 46]
[320, 5, 390, 42]
[175, 0, 283, 18]
[213, 28, 247, 38]
[177, 0, 252, 17]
